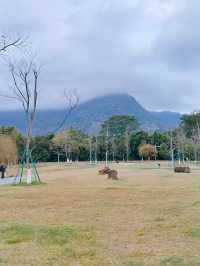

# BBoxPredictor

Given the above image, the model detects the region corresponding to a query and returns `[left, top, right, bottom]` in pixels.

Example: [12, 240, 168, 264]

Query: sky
[0, 0, 199, 113]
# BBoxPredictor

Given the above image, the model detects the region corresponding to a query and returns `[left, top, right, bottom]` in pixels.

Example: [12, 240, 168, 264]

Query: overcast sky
[0, 0, 199, 113]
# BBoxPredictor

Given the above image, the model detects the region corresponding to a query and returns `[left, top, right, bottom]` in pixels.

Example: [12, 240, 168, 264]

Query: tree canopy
[181, 112, 200, 137]
[100, 115, 139, 137]
[139, 144, 157, 159]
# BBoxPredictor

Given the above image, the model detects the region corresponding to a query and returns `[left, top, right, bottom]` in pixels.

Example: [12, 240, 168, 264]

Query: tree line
[1, 112, 200, 164]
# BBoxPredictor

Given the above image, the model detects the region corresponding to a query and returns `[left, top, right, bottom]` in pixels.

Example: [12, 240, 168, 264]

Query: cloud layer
[0, 0, 199, 112]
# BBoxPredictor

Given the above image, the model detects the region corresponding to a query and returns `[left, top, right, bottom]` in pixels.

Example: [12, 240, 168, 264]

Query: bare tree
[125, 128, 131, 162]
[52, 89, 79, 133]
[0, 38, 79, 175]
[0, 58, 40, 168]
[175, 127, 186, 164]
[0, 35, 23, 53]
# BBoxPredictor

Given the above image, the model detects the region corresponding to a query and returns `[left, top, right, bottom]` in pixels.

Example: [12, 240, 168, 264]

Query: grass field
[1, 162, 200, 265]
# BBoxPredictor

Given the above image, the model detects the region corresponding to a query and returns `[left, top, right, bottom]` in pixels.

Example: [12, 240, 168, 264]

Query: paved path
[0, 177, 20, 185]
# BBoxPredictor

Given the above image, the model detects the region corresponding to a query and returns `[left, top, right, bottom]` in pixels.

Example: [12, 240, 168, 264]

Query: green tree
[129, 131, 150, 160]
[181, 112, 200, 138]
[53, 128, 89, 161]
[31, 134, 55, 162]
[100, 115, 139, 161]
[101, 115, 139, 137]
[158, 143, 170, 160]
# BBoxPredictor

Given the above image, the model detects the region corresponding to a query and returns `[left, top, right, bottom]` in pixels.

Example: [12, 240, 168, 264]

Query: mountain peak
[0, 94, 181, 134]
[87, 93, 139, 105]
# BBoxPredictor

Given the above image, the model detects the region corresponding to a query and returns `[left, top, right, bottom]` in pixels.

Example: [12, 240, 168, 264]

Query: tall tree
[181, 112, 200, 162]
[100, 115, 139, 161]
[53, 128, 89, 162]
[6, 58, 40, 167]
[100, 115, 139, 137]
[181, 112, 200, 138]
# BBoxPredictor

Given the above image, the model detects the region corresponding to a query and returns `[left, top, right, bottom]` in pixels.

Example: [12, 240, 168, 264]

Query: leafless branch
[52, 89, 79, 133]
[0, 36, 24, 53]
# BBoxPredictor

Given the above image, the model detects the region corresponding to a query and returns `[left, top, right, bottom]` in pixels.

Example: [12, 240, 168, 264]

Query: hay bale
[174, 166, 190, 173]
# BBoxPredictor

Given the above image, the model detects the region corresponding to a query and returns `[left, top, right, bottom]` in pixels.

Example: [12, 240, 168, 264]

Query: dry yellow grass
[1, 162, 200, 266]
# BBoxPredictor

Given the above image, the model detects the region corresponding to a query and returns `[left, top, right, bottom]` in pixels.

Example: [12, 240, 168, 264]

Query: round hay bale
[174, 166, 190, 173]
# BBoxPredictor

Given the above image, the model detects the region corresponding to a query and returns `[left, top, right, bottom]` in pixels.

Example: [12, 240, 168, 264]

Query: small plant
[123, 261, 144, 266]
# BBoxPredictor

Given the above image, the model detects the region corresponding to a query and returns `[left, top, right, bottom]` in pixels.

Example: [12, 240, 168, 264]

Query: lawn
[0, 162, 200, 265]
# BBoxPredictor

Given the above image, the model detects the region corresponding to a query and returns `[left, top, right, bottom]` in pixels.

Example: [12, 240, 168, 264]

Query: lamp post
[105, 127, 109, 166]
[89, 137, 92, 164]
[170, 133, 175, 168]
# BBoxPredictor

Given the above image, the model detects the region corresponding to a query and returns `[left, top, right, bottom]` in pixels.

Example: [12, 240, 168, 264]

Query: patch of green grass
[0, 224, 35, 244]
[0, 224, 78, 245]
[0, 224, 76, 245]
[12, 181, 46, 187]
[39, 226, 77, 245]
[0, 223, 101, 265]
[184, 228, 200, 239]
[192, 201, 200, 207]
[160, 257, 200, 266]
[123, 261, 144, 266]
[160, 257, 185, 266]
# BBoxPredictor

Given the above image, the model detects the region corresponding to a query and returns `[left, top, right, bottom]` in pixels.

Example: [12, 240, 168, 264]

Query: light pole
[95, 136, 98, 164]
[154, 145, 161, 161]
[170, 133, 175, 168]
[105, 126, 109, 166]
[89, 137, 92, 164]
[57, 153, 60, 165]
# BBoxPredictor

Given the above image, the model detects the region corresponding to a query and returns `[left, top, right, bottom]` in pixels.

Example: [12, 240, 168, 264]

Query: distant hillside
[0, 94, 181, 134]
[150, 111, 181, 130]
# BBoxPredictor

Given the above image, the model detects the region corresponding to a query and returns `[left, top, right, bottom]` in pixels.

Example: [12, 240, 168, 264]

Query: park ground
[0, 162, 200, 266]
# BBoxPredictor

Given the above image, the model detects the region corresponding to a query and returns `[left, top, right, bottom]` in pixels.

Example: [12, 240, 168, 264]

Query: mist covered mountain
[0, 94, 181, 134]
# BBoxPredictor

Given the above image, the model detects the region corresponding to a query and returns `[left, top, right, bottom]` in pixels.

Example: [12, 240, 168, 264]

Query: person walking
[0, 164, 7, 179]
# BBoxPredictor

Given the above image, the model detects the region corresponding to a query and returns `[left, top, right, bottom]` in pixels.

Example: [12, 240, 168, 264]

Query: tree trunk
[25, 120, 33, 169]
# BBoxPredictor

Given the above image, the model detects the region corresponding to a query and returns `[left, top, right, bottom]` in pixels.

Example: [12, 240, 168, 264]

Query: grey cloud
[0, 0, 200, 112]
[154, 0, 200, 70]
